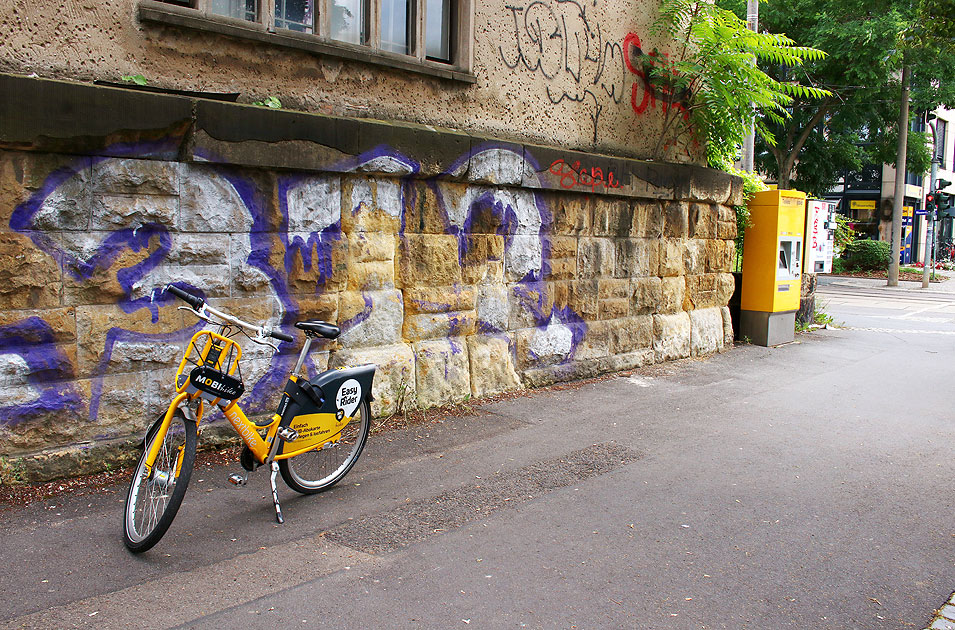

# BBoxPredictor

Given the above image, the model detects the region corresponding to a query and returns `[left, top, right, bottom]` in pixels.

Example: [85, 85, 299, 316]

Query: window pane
[380, 0, 410, 54]
[331, 0, 366, 45]
[211, 0, 256, 21]
[276, 0, 313, 32]
[426, 0, 450, 61]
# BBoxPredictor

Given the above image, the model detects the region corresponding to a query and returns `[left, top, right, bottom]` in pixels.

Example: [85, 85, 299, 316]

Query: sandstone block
[0, 233, 61, 309]
[664, 201, 688, 238]
[717, 205, 738, 240]
[477, 284, 510, 333]
[166, 233, 230, 266]
[717, 272, 736, 306]
[574, 319, 612, 361]
[632, 277, 664, 315]
[577, 237, 616, 279]
[721, 306, 734, 346]
[545, 235, 577, 280]
[401, 180, 449, 235]
[92, 158, 179, 195]
[341, 176, 403, 234]
[688, 203, 717, 239]
[467, 334, 521, 398]
[461, 234, 505, 285]
[616, 238, 659, 278]
[285, 231, 349, 295]
[598, 279, 631, 320]
[414, 337, 471, 408]
[611, 315, 653, 353]
[179, 164, 257, 233]
[659, 239, 687, 277]
[338, 289, 404, 349]
[0, 378, 92, 454]
[74, 303, 187, 377]
[0, 308, 76, 345]
[684, 239, 706, 275]
[653, 312, 691, 362]
[329, 343, 415, 418]
[658, 276, 686, 314]
[686, 274, 721, 309]
[0, 341, 76, 388]
[514, 314, 586, 369]
[594, 199, 634, 237]
[404, 310, 477, 341]
[397, 234, 462, 287]
[23, 159, 92, 231]
[545, 192, 593, 236]
[284, 174, 342, 232]
[690, 307, 726, 356]
[404, 286, 476, 314]
[505, 233, 545, 282]
[91, 194, 178, 230]
[632, 201, 664, 238]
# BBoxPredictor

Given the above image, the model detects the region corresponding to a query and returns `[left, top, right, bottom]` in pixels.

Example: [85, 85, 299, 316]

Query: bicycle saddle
[294, 320, 341, 339]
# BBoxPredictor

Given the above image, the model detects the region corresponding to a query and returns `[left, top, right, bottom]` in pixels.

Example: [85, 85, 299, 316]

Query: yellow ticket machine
[740, 189, 806, 346]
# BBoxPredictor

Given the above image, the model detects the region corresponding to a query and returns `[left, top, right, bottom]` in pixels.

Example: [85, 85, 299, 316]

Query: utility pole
[923, 120, 939, 288]
[740, 0, 758, 173]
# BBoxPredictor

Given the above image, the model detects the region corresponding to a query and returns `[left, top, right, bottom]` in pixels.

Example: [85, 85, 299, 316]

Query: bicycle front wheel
[123, 408, 196, 553]
[280, 399, 371, 494]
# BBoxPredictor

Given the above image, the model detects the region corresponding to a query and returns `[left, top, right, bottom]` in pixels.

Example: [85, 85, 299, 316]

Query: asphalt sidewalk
[2, 320, 955, 629]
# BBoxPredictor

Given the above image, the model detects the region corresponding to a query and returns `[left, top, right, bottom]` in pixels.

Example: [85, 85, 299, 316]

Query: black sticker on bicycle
[190, 365, 244, 400]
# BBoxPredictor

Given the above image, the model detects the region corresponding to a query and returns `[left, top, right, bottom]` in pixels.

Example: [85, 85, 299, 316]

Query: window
[140, 0, 473, 80]
[936, 119, 948, 170]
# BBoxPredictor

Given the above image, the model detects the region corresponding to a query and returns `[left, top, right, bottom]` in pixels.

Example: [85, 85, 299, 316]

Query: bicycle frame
[144, 330, 365, 472]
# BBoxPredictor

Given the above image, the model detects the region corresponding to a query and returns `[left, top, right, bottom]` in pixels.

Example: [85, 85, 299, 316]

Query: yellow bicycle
[122, 285, 375, 553]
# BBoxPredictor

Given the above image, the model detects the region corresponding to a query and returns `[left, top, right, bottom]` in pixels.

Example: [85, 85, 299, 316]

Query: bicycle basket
[175, 331, 245, 402]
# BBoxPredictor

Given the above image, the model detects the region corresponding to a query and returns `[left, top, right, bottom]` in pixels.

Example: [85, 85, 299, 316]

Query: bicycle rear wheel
[123, 408, 196, 553]
[280, 399, 371, 494]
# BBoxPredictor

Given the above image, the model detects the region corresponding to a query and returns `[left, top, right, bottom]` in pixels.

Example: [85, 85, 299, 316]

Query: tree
[647, 0, 830, 169]
[717, 0, 931, 195]
[887, 0, 955, 284]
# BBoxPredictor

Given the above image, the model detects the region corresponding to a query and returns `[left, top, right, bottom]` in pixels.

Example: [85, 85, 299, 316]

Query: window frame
[138, 0, 475, 82]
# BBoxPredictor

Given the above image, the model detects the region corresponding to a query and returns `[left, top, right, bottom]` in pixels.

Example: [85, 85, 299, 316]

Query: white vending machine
[805, 199, 836, 274]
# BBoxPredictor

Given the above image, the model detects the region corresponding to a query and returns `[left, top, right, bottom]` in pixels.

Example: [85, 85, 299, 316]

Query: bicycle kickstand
[269, 461, 284, 524]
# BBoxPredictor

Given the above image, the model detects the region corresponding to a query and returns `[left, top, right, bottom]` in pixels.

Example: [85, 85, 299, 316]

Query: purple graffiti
[0, 318, 83, 425]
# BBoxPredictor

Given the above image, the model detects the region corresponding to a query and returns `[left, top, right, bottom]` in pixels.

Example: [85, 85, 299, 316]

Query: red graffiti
[549, 159, 622, 193]
[623, 32, 689, 118]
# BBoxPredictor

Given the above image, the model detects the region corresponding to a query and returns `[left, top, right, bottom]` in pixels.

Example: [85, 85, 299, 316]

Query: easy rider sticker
[336, 379, 361, 418]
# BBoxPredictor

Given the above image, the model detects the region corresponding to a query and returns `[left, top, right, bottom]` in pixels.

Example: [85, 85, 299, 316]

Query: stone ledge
[0, 74, 740, 203]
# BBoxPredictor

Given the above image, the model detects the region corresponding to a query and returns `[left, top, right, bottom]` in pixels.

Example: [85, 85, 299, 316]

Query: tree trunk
[888, 60, 911, 287]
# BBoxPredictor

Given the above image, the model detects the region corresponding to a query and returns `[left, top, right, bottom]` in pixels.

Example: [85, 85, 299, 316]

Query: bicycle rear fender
[278, 364, 375, 455]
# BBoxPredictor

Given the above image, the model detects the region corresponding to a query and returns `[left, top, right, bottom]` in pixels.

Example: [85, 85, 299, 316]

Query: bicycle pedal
[228, 473, 247, 486]
[277, 426, 299, 442]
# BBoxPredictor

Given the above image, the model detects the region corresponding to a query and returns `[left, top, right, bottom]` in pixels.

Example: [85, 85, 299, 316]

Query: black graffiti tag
[499, 0, 626, 143]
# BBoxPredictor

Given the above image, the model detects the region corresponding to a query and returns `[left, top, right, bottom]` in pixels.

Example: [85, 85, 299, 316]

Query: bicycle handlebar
[164, 285, 294, 343]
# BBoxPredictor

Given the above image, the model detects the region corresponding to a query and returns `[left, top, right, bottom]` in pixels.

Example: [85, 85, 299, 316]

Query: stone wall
[0, 75, 740, 482]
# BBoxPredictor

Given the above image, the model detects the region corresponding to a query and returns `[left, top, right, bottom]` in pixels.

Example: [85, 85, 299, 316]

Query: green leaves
[649, 0, 831, 168]
[121, 74, 148, 86]
[252, 96, 283, 109]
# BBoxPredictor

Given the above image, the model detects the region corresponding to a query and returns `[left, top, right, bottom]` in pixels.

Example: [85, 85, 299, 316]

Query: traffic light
[927, 192, 937, 215]
[936, 179, 955, 218]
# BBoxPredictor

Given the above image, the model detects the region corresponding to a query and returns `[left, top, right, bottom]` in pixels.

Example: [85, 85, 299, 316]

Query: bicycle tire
[279, 399, 371, 494]
[123, 408, 197, 553]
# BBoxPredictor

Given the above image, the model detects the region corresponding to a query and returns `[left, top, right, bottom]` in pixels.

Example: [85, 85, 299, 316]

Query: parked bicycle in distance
[123, 285, 375, 553]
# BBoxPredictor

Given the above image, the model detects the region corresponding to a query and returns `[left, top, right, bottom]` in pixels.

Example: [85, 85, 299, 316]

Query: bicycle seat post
[292, 337, 314, 378]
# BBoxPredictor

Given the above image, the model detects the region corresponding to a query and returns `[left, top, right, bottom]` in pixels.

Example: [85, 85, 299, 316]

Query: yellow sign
[850, 200, 877, 210]
[903, 205, 913, 218]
